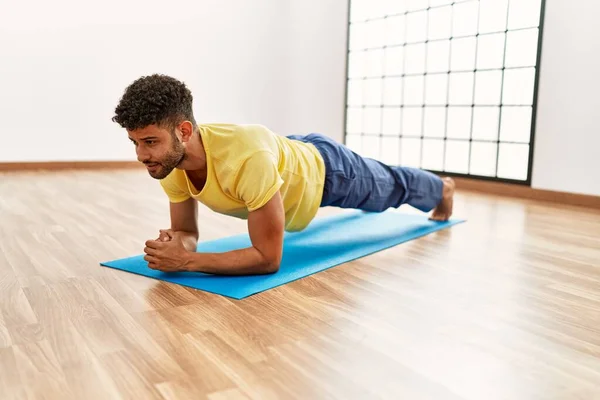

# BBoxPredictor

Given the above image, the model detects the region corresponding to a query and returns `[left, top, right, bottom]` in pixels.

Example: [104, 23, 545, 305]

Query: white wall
[530, 0, 600, 196]
[280, 0, 348, 140]
[0, 0, 292, 162]
[0, 0, 348, 163]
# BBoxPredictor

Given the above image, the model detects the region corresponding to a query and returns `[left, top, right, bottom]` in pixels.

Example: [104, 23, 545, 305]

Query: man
[112, 74, 455, 276]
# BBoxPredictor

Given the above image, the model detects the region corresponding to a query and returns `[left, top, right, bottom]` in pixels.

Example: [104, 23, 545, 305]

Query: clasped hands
[144, 229, 191, 272]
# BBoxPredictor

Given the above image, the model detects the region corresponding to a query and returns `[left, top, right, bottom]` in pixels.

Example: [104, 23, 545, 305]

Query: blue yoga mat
[100, 210, 464, 299]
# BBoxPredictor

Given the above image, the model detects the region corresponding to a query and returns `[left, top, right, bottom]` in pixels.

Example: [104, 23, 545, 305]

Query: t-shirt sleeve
[159, 176, 191, 203]
[234, 151, 284, 212]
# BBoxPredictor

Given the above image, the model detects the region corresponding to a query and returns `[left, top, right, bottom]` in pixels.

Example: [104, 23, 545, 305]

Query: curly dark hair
[112, 74, 197, 131]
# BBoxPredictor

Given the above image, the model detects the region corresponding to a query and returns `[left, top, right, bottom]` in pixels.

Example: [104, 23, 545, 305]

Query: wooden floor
[1, 169, 600, 400]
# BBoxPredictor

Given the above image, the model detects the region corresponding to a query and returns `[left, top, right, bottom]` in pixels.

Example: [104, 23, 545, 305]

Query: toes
[429, 213, 445, 221]
[430, 211, 450, 221]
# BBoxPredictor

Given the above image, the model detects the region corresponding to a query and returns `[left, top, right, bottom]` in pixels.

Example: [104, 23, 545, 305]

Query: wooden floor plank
[1, 169, 600, 399]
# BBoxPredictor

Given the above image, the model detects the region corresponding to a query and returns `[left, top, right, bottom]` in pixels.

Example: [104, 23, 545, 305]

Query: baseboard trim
[0, 161, 142, 172]
[452, 177, 600, 210]
[2, 162, 599, 210]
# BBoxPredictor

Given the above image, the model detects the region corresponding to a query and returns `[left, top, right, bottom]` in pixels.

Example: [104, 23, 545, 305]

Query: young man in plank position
[112, 74, 455, 276]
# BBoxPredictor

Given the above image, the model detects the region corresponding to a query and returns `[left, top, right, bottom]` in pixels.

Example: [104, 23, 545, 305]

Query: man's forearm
[183, 246, 279, 276]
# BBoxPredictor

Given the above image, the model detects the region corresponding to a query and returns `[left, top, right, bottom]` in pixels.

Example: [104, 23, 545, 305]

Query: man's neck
[179, 129, 207, 173]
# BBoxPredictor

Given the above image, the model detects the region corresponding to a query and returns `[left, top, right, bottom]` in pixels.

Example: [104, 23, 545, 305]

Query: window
[344, 0, 546, 184]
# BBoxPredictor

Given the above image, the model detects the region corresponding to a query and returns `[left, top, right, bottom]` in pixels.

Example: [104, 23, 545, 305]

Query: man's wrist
[174, 231, 198, 252]
[182, 251, 198, 272]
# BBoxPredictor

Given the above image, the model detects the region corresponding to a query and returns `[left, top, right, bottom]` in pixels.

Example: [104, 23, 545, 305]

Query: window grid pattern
[344, 0, 545, 183]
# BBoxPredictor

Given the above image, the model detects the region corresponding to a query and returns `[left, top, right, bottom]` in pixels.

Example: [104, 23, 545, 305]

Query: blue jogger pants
[287, 133, 444, 213]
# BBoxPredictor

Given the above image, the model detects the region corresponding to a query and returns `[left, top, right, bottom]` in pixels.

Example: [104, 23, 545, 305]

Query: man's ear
[178, 121, 194, 143]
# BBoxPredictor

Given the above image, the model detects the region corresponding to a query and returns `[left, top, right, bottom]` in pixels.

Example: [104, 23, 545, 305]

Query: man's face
[128, 124, 186, 179]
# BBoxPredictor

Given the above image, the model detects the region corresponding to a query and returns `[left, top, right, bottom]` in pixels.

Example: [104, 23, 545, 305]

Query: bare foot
[430, 177, 455, 221]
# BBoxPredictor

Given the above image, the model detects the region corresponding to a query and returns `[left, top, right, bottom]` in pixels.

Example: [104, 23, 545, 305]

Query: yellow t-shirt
[159, 123, 326, 232]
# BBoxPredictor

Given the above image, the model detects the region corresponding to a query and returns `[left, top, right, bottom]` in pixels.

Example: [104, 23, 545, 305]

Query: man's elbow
[260, 257, 280, 274]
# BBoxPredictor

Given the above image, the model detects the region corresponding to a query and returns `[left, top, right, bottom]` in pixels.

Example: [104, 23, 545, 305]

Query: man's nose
[136, 147, 149, 163]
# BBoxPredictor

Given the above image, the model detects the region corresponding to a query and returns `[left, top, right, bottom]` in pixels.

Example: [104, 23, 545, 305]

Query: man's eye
[145, 140, 155, 145]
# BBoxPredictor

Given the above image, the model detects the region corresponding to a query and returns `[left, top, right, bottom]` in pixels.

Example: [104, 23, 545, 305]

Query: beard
[146, 140, 186, 179]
